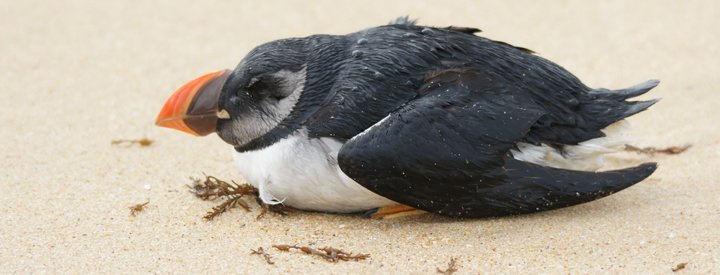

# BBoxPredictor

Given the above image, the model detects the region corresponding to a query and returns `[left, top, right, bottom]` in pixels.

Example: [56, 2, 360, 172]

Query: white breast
[232, 131, 396, 213]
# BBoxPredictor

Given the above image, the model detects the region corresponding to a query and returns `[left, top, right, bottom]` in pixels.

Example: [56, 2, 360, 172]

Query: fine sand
[1, 0, 719, 273]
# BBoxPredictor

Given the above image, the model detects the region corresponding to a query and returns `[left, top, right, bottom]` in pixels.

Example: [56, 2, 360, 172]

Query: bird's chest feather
[232, 132, 395, 213]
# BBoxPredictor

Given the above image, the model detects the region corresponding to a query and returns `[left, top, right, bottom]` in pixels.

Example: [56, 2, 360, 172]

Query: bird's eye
[243, 76, 274, 100]
[242, 70, 300, 102]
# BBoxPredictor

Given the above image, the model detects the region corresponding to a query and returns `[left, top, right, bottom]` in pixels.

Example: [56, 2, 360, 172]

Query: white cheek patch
[269, 67, 305, 121]
[230, 114, 283, 145]
[511, 121, 630, 171]
[230, 66, 306, 145]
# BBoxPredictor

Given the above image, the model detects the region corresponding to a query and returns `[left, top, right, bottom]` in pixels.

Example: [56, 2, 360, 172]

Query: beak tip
[154, 69, 229, 137]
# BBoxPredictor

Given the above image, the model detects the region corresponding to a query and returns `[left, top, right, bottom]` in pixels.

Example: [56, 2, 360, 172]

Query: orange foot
[367, 204, 426, 219]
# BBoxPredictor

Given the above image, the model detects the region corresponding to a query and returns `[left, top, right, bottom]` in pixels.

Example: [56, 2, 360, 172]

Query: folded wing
[338, 70, 656, 217]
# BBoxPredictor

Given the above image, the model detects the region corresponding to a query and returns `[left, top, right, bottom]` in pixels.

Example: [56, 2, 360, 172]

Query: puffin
[155, 17, 659, 218]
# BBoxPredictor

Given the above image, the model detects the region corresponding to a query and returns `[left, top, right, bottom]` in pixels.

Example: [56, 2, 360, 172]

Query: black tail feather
[600, 79, 660, 100]
[582, 80, 660, 130]
[622, 99, 660, 118]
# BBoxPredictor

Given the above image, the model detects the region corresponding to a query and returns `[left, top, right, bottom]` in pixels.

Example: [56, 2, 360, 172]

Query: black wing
[337, 70, 656, 218]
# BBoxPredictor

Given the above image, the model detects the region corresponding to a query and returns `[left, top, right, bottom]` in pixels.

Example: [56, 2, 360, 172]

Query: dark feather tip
[390, 16, 417, 26]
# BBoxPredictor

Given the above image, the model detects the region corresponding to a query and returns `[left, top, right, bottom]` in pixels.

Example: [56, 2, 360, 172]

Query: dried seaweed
[129, 201, 149, 217]
[672, 262, 687, 272]
[272, 244, 370, 263]
[111, 138, 154, 147]
[203, 195, 252, 220]
[625, 144, 691, 156]
[250, 247, 274, 265]
[188, 175, 258, 220]
[437, 257, 459, 274]
[188, 175, 258, 200]
[187, 174, 290, 220]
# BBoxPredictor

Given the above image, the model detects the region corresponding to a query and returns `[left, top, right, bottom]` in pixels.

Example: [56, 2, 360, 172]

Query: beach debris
[203, 195, 251, 220]
[624, 144, 691, 156]
[272, 244, 370, 263]
[129, 201, 150, 217]
[188, 174, 287, 220]
[672, 262, 687, 272]
[436, 257, 459, 274]
[188, 174, 257, 200]
[188, 175, 256, 220]
[250, 247, 275, 265]
[111, 138, 154, 147]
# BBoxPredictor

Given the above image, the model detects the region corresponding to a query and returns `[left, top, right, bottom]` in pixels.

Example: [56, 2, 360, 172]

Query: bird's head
[155, 39, 308, 147]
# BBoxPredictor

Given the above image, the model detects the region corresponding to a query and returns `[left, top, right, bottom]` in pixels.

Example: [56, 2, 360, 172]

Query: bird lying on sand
[156, 17, 659, 218]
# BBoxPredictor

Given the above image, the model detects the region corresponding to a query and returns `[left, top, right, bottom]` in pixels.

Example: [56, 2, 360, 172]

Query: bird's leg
[255, 196, 289, 219]
[365, 204, 426, 219]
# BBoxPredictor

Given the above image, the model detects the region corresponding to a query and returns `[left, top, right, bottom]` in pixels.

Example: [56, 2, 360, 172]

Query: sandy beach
[1, 0, 719, 273]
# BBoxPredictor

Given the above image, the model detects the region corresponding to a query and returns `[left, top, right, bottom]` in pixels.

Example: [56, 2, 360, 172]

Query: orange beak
[155, 69, 231, 136]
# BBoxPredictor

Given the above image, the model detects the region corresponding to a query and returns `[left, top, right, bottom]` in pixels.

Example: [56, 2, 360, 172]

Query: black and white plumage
[157, 18, 659, 218]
